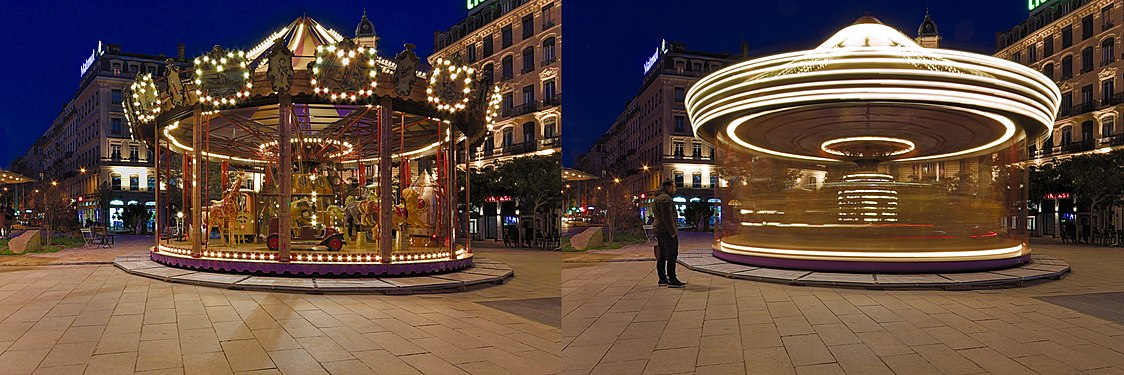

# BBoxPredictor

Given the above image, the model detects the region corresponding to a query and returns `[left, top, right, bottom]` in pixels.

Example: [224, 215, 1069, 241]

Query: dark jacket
[651, 188, 677, 235]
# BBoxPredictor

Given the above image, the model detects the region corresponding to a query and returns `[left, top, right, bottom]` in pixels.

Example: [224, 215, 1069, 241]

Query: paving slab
[679, 255, 1069, 290]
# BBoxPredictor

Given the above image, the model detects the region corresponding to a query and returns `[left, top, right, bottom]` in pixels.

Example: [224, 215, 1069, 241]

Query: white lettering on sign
[80, 41, 103, 77]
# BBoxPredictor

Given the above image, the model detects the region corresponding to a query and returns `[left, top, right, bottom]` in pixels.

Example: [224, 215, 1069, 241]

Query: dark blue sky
[0, 0, 466, 168]
[562, 0, 1034, 166]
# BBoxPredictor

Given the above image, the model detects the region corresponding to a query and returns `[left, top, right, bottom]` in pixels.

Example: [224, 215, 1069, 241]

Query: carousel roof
[246, 15, 348, 71]
[0, 170, 33, 185]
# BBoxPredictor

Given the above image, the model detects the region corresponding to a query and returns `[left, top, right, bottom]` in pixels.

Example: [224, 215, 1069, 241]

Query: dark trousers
[656, 232, 679, 282]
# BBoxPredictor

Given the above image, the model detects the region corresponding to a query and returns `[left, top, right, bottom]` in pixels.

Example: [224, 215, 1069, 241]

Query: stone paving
[0, 237, 560, 375]
[563, 239, 1124, 374]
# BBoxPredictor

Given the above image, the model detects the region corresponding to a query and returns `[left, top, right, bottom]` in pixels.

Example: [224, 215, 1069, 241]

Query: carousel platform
[152, 241, 473, 277]
[678, 251, 1070, 290]
[113, 253, 512, 294]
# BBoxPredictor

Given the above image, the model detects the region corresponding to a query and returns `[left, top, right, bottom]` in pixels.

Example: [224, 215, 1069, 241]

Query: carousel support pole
[464, 135, 471, 256]
[154, 126, 160, 252]
[448, 130, 459, 260]
[378, 98, 393, 263]
[191, 104, 203, 258]
[278, 92, 293, 262]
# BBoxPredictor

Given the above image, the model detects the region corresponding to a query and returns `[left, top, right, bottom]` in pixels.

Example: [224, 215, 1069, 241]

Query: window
[543, 79, 557, 103]
[483, 35, 494, 57]
[542, 3, 555, 28]
[692, 62, 702, 71]
[1011, 51, 1021, 63]
[1044, 134, 1054, 151]
[502, 92, 513, 112]
[1082, 84, 1094, 104]
[1083, 15, 1094, 40]
[710, 174, 719, 188]
[484, 134, 495, 156]
[674, 116, 685, 132]
[1062, 26, 1073, 48]
[674, 87, 685, 102]
[111, 118, 122, 135]
[542, 38, 556, 64]
[110, 90, 122, 105]
[1104, 116, 1117, 137]
[483, 63, 494, 85]
[1082, 47, 1094, 72]
[1062, 126, 1073, 144]
[1104, 79, 1115, 102]
[543, 117, 557, 138]
[673, 142, 684, 157]
[502, 128, 514, 147]
[1061, 55, 1073, 79]
[521, 14, 534, 39]
[129, 175, 139, 191]
[110, 144, 121, 159]
[147, 176, 155, 190]
[1043, 63, 1054, 80]
[501, 25, 513, 48]
[521, 47, 535, 73]
[709, 146, 715, 158]
[522, 121, 535, 144]
[1082, 121, 1095, 141]
[692, 172, 702, 188]
[1028, 44, 1038, 63]
[1062, 92, 1073, 110]
[111, 62, 121, 74]
[674, 172, 684, 188]
[692, 143, 702, 157]
[1044, 36, 1055, 57]
[129, 145, 139, 160]
[465, 43, 477, 63]
[109, 174, 123, 190]
[1104, 6, 1116, 30]
[522, 85, 535, 106]
[501, 55, 513, 80]
[1104, 39, 1116, 65]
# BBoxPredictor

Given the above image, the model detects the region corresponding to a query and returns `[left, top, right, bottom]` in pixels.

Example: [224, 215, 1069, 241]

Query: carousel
[125, 16, 494, 276]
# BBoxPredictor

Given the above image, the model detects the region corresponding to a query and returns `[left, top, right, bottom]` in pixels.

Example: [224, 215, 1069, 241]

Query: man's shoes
[658, 280, 668, 287]
[667, 281, 686, 288]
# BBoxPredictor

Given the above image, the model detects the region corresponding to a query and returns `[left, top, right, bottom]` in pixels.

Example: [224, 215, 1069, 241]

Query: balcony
[1106, 92, 1124, 106]
[1060, 139, 1095, 153]
[542, 20, 556, 30]
[664, 153, 713, 162]
[541, 57, 557, 67]
[504, 101, 541, 118]
[541, 136, 560, 148]
[502, 141, 537, 155]
[543, 94, 562, 107]
[1103, 134, 1124, 147]
[1070, 102, 1096, 116]
[521, 66, 535, 74]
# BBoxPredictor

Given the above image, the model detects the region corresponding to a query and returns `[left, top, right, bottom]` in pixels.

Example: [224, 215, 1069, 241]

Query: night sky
[0, 0, 467, 168]
[562, 0, 1034, 166]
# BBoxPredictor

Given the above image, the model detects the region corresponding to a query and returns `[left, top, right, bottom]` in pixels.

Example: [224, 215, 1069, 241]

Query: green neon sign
[1028, 0, 1049, 11]
[467, 0, 486, 10]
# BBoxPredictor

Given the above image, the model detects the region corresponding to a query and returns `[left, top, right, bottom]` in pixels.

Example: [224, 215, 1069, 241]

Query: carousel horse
[206, 170, 246, 245]
[324, 205, 346, 229]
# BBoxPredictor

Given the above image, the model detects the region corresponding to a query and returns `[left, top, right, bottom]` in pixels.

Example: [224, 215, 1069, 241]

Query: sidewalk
[0, 234, 151, 266]
[563, 231, 713, 263]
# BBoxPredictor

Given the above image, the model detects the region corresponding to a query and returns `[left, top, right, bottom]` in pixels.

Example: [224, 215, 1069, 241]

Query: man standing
[652, 180, 686, 288]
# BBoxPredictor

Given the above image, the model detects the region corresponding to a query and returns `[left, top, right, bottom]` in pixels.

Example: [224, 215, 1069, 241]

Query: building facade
[432, 0, 562, 240]
[575, 42, 739, 226]
[11, 43, 186, 230]
[995, 0, 1122, 236]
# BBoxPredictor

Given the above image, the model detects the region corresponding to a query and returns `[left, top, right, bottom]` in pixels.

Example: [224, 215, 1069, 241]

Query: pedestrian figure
[652, 180, 685, 288]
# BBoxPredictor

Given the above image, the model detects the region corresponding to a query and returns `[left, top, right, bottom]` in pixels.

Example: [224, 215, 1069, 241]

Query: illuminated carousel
[686, 17, 1061, 273]
[125, 16, 495, 276]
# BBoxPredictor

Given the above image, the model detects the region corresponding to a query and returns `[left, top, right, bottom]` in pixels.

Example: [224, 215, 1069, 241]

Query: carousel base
[115, 253, 511, 294]
[679, 251, 1068, 290]
[152, 242, 472, 277]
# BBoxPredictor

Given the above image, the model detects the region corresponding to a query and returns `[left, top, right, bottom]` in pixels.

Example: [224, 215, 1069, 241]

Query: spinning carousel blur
[125, 15, 495, 276]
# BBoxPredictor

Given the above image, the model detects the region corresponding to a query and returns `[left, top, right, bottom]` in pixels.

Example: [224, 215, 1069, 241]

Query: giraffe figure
[207, 170, 246, 245]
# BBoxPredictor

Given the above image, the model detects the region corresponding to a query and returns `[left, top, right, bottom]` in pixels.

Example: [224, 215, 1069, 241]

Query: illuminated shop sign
[467, 0, 486, 10]
[80, 41, 104, 77]
[1043, 193, 1071, 199]
[642, 39, 669, 75]
[1027, 0, 1051, 11]
[485, 195, 513, 202]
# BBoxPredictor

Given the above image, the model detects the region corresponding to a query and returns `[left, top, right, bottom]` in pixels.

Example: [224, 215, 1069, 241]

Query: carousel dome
[686, 16, 1060, 165]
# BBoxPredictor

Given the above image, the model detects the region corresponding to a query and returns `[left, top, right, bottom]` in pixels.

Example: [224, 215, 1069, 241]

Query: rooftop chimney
[177, 43, 185, 61]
